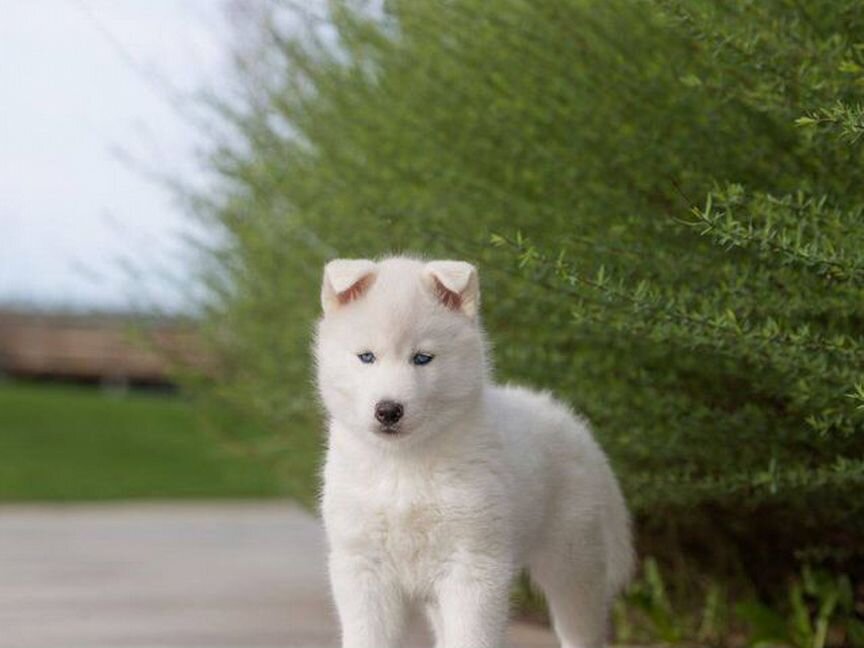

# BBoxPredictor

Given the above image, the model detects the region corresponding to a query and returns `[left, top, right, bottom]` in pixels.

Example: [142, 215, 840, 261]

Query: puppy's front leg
[435, 563, 512, 648]
[329, 552, 406, 648]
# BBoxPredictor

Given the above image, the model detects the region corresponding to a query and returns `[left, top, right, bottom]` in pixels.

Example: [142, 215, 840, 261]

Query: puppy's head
[314, 256, 487, 447]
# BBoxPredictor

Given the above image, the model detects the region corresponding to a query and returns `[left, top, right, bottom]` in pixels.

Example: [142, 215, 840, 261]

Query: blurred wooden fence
[0, 310, 206, 387]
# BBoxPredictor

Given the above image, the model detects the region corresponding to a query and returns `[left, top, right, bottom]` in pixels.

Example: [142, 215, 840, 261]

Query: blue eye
[357, 352, 376, 364]
[412, 352, 434, 366]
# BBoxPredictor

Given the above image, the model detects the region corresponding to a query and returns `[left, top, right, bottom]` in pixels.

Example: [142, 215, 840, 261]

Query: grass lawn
[0, 382, 284, 501]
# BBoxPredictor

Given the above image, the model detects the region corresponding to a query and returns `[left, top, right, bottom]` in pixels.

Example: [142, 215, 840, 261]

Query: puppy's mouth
[376, 423, 405, 436]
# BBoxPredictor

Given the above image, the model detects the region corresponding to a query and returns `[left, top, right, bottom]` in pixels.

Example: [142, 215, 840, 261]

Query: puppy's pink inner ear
[338, 275, 374, 305]
[433, 277, 462, 311]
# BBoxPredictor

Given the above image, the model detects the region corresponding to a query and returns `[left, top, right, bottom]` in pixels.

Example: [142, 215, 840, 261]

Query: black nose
[375, 400, 404, 425]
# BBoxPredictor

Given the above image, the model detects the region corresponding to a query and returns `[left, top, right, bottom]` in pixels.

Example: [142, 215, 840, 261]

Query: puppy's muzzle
[375, 400, 404, 427]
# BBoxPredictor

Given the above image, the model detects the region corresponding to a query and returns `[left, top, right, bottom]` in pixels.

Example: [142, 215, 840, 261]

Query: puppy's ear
[321, 259, 377, 315]
[424, 260, 480, 318]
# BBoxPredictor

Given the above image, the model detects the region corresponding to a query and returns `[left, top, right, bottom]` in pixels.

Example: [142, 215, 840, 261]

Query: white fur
[315, 257, 634, 648]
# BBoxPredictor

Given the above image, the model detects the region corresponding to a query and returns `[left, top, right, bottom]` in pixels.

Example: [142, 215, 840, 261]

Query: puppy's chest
[344, 481, 452, 547]
[327, 471, 470, 581]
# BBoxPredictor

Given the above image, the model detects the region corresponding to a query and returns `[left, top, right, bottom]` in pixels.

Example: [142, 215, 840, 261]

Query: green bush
[191, 0, 864, 641]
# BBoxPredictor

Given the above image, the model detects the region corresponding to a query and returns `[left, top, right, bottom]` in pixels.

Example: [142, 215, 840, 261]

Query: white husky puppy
[316, 256, 633, 648]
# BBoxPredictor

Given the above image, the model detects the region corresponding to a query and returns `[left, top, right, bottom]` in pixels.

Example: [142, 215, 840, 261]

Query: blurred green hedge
[190, 0, 864, 628]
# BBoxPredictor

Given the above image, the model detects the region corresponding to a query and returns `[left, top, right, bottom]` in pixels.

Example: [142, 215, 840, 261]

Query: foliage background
[189, 0, 864, 643]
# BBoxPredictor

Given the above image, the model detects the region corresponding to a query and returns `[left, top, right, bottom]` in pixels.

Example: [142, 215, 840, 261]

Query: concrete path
[0, 501, 557, 647]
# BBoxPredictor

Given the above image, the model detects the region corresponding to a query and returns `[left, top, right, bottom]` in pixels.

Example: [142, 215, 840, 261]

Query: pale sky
[0, 0, 237, 312]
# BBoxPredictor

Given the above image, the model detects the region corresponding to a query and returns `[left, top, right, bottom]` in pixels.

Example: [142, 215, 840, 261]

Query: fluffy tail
[605, 474, 636, 597]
